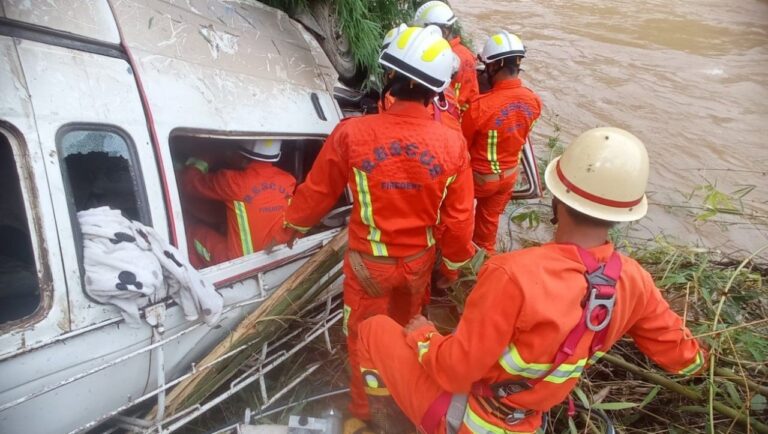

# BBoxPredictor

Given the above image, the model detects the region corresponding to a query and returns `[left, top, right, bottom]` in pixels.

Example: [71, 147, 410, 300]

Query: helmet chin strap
[379, 72, 396, 111]
[550, 197, 560, 225]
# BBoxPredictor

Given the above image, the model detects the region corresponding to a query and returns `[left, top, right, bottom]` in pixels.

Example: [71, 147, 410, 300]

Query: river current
[451, 0, 768, 257]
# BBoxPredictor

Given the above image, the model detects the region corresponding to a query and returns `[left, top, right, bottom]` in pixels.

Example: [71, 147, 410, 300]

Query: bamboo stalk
[714, 367, 768, 397]
[147, 229, 347, 420]
[601, 353, 768, 434]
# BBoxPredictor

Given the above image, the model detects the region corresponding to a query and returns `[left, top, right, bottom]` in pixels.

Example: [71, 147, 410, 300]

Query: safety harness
[420, 246, 622, 434]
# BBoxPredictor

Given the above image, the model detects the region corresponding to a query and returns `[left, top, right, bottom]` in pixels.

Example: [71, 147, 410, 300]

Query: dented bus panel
[0, 1, 344, 432]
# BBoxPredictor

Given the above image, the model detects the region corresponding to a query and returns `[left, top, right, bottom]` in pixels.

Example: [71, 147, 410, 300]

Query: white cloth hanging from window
[78, 207, 223, 327]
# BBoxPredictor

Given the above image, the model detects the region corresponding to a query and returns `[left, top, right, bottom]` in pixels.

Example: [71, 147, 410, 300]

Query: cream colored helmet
[544, 127, 649, 222]
[479, 30, 526, 63]
[413, 1, 457, 26]
[378, 25, 454, 92]
[382, 23, 408, 51]
[239, 139, 282, 162]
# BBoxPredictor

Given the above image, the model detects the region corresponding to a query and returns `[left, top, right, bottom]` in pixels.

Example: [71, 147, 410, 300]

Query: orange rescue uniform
[183, 160, 296, 263]
[284, 100, 475, 419]
[450, 37, 480, 114]
[462, 78, 541, 253]
[358, 242, 705, 433]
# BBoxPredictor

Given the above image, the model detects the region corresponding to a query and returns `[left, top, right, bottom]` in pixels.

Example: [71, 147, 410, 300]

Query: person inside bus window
[182, 140, 296, 267]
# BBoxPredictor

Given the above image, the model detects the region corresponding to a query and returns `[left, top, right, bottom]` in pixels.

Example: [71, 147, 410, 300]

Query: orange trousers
[472, 174, 517, 255]
[358, 315, 539, 434]
[344, 248, 436, 420]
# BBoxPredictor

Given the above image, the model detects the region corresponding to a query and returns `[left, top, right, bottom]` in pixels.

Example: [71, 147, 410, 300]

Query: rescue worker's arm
[461, 101, 478, 149]
[438, 157, 475, 276]
[457, 66, 479, 113]
[182, 160, 242, 201]
[405, 261, 523, 392]
[628, 270, 706, 375]
[284, 130, 347, 233]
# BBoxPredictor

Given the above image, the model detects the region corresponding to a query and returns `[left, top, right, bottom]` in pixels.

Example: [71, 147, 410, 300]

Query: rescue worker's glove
[435, 264, 459, 291]
[282, 221, 309, 249]
[404, 314, 434, 335]
[185, 157, 210, 173]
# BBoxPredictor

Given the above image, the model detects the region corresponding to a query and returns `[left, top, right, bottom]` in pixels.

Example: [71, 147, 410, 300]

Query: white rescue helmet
[382, 23, 408, 52]
[413, 1, 457, 27]
[239, 139, 282, 162]
[479, 30, 526, 63]
[544, 127, 649, 222]
[378, 25, 454, 92]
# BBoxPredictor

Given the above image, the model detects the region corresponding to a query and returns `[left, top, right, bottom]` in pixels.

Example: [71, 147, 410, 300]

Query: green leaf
[567, 416, 578, 434]
[751, 394, 767, 412]
[572, 386, 590, 409]
[592, 401, 638, 411]
[639, 385, 661, 409]
[723, 382, 743, 408]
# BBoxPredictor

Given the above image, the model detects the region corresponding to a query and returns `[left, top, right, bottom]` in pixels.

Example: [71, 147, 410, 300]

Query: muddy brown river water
[451, 0, 768, 257]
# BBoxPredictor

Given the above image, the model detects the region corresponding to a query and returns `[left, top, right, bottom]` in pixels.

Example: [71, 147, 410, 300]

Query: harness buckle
[490, 379, 532, 398]
[504, 409, 529, 426]
[585, 286, 615, 332]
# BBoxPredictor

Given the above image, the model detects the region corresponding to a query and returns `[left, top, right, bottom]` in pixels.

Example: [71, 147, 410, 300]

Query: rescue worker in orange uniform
[281, 26, 475, 428]
[379, 24, 462, 134]
[414, 1, 479, 115]
[183, 139, 296, 265]
[464, 31, 542, 254]
[357, 127, 706, 433]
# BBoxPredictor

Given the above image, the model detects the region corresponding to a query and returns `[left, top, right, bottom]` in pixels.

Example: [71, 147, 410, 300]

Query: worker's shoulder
[452, 41, 475, 57]
[483, 245, 555, 275]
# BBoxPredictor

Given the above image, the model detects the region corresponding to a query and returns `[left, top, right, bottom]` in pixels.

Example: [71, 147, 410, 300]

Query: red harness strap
[475, 247, 622, 398]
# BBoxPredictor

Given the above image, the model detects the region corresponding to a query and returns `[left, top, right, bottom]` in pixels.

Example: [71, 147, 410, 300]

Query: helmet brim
[239, 147, 281, 162]
[544, 157, 648, 222]
[378, 51, 449, 92]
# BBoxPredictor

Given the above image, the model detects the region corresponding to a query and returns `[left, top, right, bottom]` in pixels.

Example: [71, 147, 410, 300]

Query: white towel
[78, 207, 223, 327]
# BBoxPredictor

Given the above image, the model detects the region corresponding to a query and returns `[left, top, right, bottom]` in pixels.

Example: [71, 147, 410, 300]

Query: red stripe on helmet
[556, 161, 643, 208]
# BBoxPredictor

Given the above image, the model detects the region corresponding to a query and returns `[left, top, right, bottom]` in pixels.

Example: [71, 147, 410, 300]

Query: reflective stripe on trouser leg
[233, 200, 254, 255]
[353, 168, 388, 256]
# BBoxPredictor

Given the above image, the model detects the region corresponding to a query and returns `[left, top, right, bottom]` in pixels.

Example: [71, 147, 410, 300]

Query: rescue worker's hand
[404, 314, 433, 334]
[286, 229, 300, 249]
[436, 264, 459, 290]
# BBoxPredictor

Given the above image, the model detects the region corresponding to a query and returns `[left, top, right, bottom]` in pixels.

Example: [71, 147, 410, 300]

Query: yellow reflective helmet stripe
[353, 168, 388, 256]
[492, 34, 505, 46]
[679, 351, 704, 375]
[487, 130, 501, 174]
[422, 39, 451, 62]
[233, 201, 254, 255]
[397, 27, 419, 49]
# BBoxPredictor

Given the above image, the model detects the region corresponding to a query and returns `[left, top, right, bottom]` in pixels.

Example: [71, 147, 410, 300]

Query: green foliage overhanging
[266, 0, 423, 89]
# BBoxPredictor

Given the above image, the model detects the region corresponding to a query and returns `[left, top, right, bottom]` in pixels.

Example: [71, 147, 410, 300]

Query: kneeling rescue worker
[281, 26, 475, 431]
[463, 31, 542, 254]
[357, 127, 706, 433]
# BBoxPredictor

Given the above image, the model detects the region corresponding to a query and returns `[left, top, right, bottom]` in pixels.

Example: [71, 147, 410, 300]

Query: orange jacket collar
[493, 78, 523, 90]
[449, 36, 462, 47]
[544, 241, 615, 262]
[385, 100, 433, 120]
